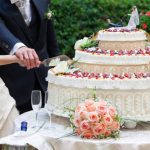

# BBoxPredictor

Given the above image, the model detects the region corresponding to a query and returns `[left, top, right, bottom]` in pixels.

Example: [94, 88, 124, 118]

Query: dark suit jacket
[0, 0, 59, 105]
[109, 19, 124, 28]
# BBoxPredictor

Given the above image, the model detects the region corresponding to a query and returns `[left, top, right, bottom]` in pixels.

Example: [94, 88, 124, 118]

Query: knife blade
[40, 55, 72, 67]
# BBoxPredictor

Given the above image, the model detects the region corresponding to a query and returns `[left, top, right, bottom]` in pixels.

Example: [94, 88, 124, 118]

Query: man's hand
[15, 47, 39, 70]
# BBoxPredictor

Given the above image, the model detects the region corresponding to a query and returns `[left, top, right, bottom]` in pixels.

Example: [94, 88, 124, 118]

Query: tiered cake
[46, 28, 150, 121]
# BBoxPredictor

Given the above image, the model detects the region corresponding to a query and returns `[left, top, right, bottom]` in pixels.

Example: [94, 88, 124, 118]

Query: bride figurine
[126, 6, 139, 29]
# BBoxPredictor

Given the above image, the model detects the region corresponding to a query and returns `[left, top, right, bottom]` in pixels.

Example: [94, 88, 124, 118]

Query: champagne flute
[31, 90, 42, 129]
[45, 91, 55, 130]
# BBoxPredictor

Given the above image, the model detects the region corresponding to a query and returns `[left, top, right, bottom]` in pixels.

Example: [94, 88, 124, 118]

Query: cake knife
[40, 55, 72, 67]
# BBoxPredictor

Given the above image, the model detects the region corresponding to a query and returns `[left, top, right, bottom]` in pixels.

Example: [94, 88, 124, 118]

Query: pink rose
[85, 100, 96, 112]
[104, 129, 111, 137]
[75, 103, 85, 114]
[78, 103, 85, 107]
[83, 129, 95, 139]
[99, 100, 107, 106]
[111, 120, 120, 131]
[102, 114, 113, 126]
[76, 128, 82, 135]
[92, 123, 106, 135]
[75, 106, 82, 114]
[96, 104, 106, 116]
[85, 98, 94, 103]
[88, 111, 99, 122]
[80, 121, 91, 131]
[73, 114, 77, 120]
[109, 107, 117, 118]
[73, 118, 81, 127]
[79, 108, 88, 119]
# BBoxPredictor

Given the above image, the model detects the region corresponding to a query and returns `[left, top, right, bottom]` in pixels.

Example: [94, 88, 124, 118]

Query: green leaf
[51, 0, 149, 57]
[65, 68, 79, 74]
[80, 40, 98, 50]
[68, 57, 81, 68]
[72, 107, 76, 111]
[64, 126, 67, 130]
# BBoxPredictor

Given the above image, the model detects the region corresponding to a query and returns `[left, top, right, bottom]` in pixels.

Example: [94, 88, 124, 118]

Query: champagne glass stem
[36, 112, 38, 129]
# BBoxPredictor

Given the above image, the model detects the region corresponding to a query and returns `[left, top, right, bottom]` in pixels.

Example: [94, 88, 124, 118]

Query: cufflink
[2, 43, 9, 49]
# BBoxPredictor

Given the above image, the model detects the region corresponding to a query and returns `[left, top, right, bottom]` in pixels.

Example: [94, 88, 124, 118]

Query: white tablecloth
[2, 108, 150, 150]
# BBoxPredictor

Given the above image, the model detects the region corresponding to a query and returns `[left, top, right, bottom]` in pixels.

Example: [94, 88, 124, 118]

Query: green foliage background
[51, 0, 150, 58]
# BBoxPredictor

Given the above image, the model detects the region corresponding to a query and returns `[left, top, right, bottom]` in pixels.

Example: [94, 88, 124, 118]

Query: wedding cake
[46, 28, 150, 121]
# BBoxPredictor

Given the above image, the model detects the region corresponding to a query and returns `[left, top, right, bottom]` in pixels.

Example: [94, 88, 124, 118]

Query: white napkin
[0, 131, 53, 150]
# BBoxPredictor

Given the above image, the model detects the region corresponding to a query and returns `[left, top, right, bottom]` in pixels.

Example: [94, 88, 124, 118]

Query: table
[14, 108, 71, 132]
[3, 109, 150, 150]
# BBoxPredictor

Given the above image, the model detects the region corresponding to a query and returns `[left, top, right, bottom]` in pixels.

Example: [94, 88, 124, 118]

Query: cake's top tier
[97, 29, 147, 41]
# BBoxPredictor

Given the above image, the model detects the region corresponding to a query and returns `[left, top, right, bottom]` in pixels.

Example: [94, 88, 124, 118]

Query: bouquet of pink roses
[72, 98, 120, 139]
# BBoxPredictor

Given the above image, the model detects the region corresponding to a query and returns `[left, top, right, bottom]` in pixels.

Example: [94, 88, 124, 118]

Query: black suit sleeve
[47, 1, 60, 58]
[0, 16, 21, 54]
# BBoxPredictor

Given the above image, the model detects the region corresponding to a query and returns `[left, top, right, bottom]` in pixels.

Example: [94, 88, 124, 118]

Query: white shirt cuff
[10, 43, 26, 55]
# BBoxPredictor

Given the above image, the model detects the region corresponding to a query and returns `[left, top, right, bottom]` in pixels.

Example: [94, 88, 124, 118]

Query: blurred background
[51, 0, 150, 58]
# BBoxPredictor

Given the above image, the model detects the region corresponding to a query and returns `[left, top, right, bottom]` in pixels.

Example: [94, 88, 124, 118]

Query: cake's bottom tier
[48, 83, 150, 121]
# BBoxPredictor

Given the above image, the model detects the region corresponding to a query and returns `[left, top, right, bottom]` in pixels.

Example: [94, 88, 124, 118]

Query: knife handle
[39, 61, 45, 65]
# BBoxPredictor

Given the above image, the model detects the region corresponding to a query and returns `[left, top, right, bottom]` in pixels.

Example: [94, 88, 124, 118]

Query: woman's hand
[0, 55, 20, 66]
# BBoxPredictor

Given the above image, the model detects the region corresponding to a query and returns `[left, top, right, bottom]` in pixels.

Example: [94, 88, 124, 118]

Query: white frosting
[48, 83, 150, 121]
[97, 31, 147, 41]
[47, 30, 149, 121]
[46, 71, 150, 90]
[74, 50, 150, 65]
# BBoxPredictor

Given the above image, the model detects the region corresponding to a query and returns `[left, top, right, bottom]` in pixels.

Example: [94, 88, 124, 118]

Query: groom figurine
[0, 0, 59, 113]
[107, 19, 124, 28]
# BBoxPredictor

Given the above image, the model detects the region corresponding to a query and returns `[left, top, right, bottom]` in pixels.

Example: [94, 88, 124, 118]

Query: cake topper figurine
[107, 18, 124, 28]
[107, 6, 139, 30]
[126, 6, 139, 29]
